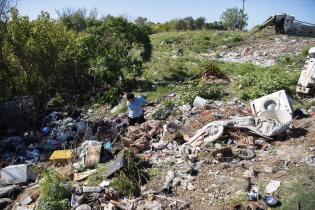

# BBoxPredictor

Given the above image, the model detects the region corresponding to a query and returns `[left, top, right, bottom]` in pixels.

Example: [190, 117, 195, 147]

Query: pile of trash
[0, 89, 314, 210]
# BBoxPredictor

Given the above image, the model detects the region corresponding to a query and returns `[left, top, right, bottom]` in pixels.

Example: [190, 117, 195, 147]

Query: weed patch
[178, 81, 222, 104]
[109, 149, 149, 197]
[238, 68, 299, 100]
[35, 170, 72, 210]
[275, 166, 315, 210]
[86, 164, 107, 186]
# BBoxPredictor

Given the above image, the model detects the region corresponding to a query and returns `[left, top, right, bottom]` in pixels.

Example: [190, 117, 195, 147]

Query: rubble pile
[0, 89, 314, 210]
[200, 36, 315, 66]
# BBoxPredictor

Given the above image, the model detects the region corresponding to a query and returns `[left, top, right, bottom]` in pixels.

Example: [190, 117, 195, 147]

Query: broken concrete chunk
[163, 171, 175, 194]
[0, 164, 36, 184]
[0, 185, 21, 198]
[151, 141, 167, 150]
[99, 180, 111, 187]
[104, 151, 124, 178]
[296, 47, 315, 94]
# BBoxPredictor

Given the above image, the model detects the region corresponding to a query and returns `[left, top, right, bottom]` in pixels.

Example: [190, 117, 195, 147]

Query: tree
[3, 9, 84, 100]
[205, 21, 227, 30]
[82, 16, 152, 90]
[56, 7, 99, 32]
[175, 19, 187, 31]
[0, 0, 16, 100]
[134, 16, 153, 34]
[184, 16, 195, 30]
[195, 17, 206, 30]
[220, 7, 248, 30]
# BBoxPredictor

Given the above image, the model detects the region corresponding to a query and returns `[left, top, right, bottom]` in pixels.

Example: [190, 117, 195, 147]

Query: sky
[18, 0, 315, 29]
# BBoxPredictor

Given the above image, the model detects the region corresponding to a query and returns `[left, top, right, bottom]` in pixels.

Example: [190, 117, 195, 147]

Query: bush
[111, 175, 140, 197]
[100, 86, 123, 105]
[203, 62, 229, 80]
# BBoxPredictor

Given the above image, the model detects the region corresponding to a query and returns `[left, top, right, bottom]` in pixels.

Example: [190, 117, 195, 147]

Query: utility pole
[242, 0, 245, 30]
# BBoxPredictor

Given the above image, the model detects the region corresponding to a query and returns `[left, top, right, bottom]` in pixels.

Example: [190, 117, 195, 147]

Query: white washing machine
[250, 90, 292, 116]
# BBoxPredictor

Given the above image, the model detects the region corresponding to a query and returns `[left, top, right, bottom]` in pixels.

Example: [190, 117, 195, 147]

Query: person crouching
[127, 93, 147, 126]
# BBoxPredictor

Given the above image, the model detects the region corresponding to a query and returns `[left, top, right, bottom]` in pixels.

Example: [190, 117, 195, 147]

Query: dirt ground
[144, 116, 315, 210]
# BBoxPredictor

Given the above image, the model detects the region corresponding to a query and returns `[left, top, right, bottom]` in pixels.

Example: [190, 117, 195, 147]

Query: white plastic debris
[265, 180, 281, 194]
[228, 115, 291, 137]
[99, 180, 111, 187]
[193, 96, 208, 109]
[203, 123, 224, 144]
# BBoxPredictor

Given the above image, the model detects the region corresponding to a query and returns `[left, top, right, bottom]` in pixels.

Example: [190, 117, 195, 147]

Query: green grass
[86, 164, 107, 186]
[150, 30, 247, 53]
[218, 62, 300, 100]
[275, 166, 315, 210]
[137, 84, 176, 101]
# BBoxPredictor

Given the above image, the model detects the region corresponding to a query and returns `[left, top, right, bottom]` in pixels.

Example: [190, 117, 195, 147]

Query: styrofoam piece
[250, 90, 292, 116]
[0, 164, 36, 184]
[193, 96, 208, 109]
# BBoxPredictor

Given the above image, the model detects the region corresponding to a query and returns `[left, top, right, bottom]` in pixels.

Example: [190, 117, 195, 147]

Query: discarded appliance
[229, 116, 291, 137]
[85, 145, 102, 167]
[49, 149, 73, 161]
[0, 164, 36, 184]
[296, 47, 315, 94]
[250, 90, 292, 116]
[259, 110, 292, 124]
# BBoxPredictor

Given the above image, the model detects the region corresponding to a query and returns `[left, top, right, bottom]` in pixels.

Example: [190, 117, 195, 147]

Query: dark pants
[128, 115, 145, 126]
